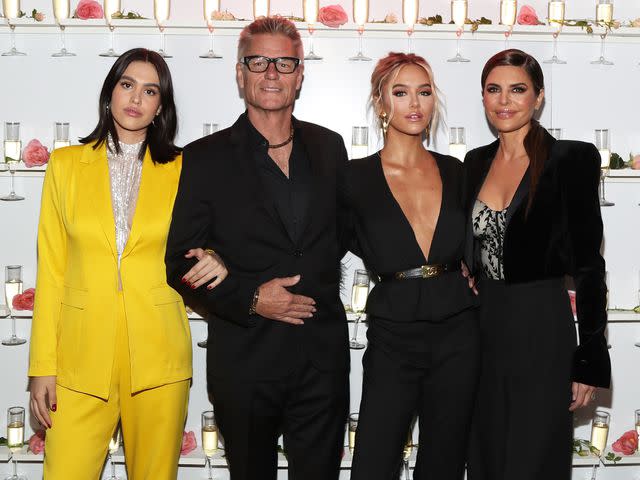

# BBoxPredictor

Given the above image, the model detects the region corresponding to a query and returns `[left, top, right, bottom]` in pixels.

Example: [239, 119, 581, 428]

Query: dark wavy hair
[481, 49, 546, 213]
[80, 48, 181, 164]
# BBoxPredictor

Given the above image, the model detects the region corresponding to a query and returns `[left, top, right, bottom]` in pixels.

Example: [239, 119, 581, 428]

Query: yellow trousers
[43, 293, 190, 480]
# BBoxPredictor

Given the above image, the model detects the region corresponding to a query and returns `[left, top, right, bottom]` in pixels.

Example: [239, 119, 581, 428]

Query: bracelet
[249, 288, 260, 315]
[204, 248, 216, 257]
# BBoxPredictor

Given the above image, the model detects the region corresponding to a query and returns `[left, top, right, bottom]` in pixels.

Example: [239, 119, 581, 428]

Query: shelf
[5, 310, 640, 323]
[10, 444, 634, 468]
[0, 446, 11, 462]
[573, 449, 640, 467]
[1, 18, 640, 42]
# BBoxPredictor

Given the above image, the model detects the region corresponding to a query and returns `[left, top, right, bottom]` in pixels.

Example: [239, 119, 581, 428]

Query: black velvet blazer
[462, 131, 611, 388]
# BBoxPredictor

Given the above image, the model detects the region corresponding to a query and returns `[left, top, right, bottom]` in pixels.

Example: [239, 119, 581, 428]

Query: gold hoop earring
[380, 112, 389, 136]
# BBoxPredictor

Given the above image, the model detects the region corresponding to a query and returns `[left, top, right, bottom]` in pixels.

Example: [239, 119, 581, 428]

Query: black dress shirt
[248, 119, 311, 245]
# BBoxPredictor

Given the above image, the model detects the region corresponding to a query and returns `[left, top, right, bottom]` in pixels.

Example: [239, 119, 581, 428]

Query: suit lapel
[505, 168, 530, 228]
[297, 122, 323, 243]
[120, 148, 164, 260]
[81, 143, 118, 261]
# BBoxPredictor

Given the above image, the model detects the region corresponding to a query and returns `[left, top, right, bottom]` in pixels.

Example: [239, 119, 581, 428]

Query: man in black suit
[165, 16, 349, 480]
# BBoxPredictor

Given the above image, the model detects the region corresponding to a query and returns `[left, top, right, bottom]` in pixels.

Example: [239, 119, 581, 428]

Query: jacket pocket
[150, 285, 183, 305]
[61, 286, 88, 309]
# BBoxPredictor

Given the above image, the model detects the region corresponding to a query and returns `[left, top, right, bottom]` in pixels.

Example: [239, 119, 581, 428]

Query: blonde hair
[237, 16, 303, 60]
[370, 52, 444, 144]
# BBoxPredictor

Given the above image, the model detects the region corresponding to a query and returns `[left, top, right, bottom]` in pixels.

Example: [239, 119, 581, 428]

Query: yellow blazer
[29, 142, 192, 400]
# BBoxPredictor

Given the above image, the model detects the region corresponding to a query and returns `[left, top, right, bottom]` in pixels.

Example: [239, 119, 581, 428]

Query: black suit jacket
[462, 132, 611, 388]
[340, 152, 477, 324]
[165, 113, 350, 381]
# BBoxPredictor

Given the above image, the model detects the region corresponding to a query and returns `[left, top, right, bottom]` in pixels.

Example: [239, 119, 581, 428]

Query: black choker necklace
[268, 126, 294, 149]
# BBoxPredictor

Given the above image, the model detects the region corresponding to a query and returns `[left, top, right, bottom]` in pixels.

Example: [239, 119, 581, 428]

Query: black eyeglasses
[241, 56, 301, 74]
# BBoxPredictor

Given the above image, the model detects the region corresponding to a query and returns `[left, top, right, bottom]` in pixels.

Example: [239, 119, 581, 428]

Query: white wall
[1, 1, 640, 479]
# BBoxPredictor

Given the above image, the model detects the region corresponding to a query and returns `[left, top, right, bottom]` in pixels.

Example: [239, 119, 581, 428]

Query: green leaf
[610, 152, 625, 169]
[0, 437, 7, 446]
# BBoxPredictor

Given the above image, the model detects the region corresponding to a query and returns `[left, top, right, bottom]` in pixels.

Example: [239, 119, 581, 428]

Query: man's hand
[29, 375, 57, 428]
[255, 275, 316, 325]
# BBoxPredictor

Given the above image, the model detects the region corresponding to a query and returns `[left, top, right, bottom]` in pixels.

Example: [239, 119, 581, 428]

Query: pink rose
[517, 5, 541, 25]
[631, 155, 640, 170]
[180, 431, 197, 455]
[75, 0, 104, 19]
[34, 12, 45, 22]
[23, 139, 50, 168]
[28, 429, 46, 454]
[318, 5, 348, 28]
[384, 13, 398, 24]
[612, 430, 638, 456]
[12, 288, 35, 311]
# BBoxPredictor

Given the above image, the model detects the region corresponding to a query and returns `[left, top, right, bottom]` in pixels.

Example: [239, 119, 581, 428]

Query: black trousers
[351, 309, 480, 480]
[467, 278, 576, 480]
[210, 360, 349, 480]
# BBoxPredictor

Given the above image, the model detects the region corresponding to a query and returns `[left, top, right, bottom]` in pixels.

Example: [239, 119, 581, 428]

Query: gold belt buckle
[421, 265, 441, 278]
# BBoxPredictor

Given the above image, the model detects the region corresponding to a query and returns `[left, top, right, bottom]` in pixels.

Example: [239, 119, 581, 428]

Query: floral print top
[472, 199, 507, 280]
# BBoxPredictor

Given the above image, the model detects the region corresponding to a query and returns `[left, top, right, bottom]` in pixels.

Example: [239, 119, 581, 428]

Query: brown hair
[481, 49, 546, 213]
[237, 16, 303, 59]
[370, 52, 443, 145]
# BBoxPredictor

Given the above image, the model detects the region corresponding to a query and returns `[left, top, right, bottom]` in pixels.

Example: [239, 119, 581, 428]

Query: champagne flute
[303, 0, 322, 60]
[52, 0, 76, 57]
[202, 410, 218, 480]
[591, 0, 613, 65]
[449, 127, 467, 160]
[200, 0, 222, 59]
[348, 0, 371, 61]
[595, 129, 614, 207]
[500, 0, 517, 48]
[3, 265, 26, 346]
[99, 0, 121, 57]
[401, 429, 413, 479]
[348, 413, 358, 455]
[154, 0, 172, 58]
[6, 406, 26, 480]
[349, 269, 369, 350]
[107, 423, 122, 480]
[253, 0, 269, 19]
[544, 1, 567, 64]
[447, 0, 470, 63]
[1, 122, 25, 201]
[53, 122, 71, 150]
[589, 410, 610, 480]
[1, 0, 26, 56]
[351, 126, 368, 160]
[402, 0, 419, 53]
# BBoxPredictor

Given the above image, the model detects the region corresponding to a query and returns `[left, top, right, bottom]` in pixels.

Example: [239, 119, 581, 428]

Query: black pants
[351, 309, 479, 480]
[467, 278, 576, 480]
[210, 360, 349, 480]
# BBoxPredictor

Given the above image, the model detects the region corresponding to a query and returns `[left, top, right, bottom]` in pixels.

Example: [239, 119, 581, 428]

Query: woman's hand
[569, 382, 597, 411]
[29, 375, 57, 428]
[461, 261, 479, 295]
[182, 248, 228, 290]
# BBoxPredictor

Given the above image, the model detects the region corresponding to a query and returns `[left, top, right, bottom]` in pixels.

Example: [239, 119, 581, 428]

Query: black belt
[379, 262, 460, 281]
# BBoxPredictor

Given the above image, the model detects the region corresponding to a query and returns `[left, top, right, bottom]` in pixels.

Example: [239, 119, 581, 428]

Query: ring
[590, 392, 596, 401]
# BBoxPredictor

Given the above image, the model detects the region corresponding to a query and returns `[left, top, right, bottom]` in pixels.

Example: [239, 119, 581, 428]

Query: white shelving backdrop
[1, 1, 640, 479]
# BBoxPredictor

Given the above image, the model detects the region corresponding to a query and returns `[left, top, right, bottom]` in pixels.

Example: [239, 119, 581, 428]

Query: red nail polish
[181, 278, 187, 284]
[51, 404, 57, 412]
[191, 284, 197, 289]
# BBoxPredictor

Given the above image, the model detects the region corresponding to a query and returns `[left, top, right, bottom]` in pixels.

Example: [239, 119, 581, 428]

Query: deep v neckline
[376, 152, 445, 264]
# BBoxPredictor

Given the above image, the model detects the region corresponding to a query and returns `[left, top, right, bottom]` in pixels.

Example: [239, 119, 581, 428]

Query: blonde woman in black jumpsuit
[340, 52, 479, 480]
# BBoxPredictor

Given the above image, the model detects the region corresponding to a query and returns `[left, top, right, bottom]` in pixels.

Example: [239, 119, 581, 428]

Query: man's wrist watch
[249, 288, 260, 315]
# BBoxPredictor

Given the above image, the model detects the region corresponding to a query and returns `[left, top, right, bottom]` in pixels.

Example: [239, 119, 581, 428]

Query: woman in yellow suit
[28, 48, 226, 479]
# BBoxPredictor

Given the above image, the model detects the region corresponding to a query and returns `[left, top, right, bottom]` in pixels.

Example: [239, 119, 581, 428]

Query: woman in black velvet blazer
[463, 49, 611, 480]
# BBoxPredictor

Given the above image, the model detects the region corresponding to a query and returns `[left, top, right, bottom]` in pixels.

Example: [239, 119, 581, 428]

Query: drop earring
[380, 112, 389, 136]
